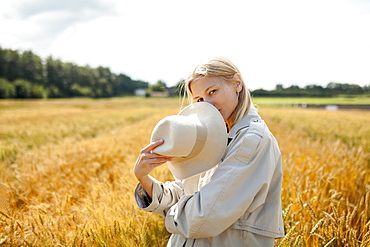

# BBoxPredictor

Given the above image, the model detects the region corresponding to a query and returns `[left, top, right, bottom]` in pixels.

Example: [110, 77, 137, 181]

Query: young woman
[134, 57, 284, 246]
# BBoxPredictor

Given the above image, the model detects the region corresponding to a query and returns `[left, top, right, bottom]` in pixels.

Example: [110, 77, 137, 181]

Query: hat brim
[167, 102, 228, 180]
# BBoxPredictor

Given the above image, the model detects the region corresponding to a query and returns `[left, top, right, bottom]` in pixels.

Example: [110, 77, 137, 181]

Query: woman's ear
[233, 73, 243, 93]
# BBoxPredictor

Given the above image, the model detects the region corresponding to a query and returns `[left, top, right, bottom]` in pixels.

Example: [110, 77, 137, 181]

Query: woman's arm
[133, 139, 172, 197]
[134, 139, 187, 217]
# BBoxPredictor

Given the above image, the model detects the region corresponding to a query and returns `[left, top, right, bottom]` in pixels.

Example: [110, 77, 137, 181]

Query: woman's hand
[134, 139, 171, 198]
[134, 139, 172, 180]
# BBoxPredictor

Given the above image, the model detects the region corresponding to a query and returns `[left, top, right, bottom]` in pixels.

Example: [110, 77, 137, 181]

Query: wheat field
[0, 98, 369, 247]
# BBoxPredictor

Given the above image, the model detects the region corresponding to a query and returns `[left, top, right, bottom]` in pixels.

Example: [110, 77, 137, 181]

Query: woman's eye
[197, 98, 204, 102]
[209, 90, 217, 95]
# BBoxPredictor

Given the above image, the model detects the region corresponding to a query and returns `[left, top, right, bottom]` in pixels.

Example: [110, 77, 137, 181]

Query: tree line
[1, 47, 369, 99]
[252, 83, 370, 97]
[0, 47, 149, 98]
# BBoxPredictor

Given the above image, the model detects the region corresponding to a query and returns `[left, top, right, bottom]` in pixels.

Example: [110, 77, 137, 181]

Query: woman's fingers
[142, 152, 169, 159]
[140, 152, 171, 165]
[139, 139, 172, 165]
[134, 139, 172, 179]
[141, 139, 165, 153]
[134, 156, 170, 179]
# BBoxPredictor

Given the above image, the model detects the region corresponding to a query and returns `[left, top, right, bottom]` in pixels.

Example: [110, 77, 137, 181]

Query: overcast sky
[1, 0, 370, 90]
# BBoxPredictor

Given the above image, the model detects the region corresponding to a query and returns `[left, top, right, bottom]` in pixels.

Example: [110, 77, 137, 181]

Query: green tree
[30, 84, 48, 98]
[326, 82, 364, 95]
[150, 80, 167, 92]
[63, 62, 80, 97]
[0, 48, 20, 81]
[47, 85, 61, 98]
[0, 78, 16, 98]
[95, 66, 114, 97]
[0, 47, 6, 78]
[78, 66, 96, 89]
[70, 84, 92, 97]
[46, 57, 66, 97]
[276, 84, 284, 91]
[20, 50, 44, 84]
[13, 79, 32, 98]
[114, 74, 133, 95]
[0, 47, 150, 98]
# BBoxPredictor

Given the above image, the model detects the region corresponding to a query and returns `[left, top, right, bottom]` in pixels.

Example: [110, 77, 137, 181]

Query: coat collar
[228, 107, 261, 138]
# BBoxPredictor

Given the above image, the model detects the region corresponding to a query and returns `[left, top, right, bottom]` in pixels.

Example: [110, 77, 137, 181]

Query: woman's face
[190, 76, 240, 125]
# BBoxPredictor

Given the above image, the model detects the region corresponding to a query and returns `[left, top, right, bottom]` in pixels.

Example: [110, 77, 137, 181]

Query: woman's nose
[203, 98, 215, 107]
[203, 97, 211, 104]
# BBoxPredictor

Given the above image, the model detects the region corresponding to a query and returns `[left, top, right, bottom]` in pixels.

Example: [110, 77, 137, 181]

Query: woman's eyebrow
[205, 84, 217, 92]
[192, 84, 217, 100]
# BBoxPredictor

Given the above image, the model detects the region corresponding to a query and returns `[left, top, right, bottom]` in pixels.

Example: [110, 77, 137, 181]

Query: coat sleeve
[134, 179, 186, 217]
[165, 122, 280, 238]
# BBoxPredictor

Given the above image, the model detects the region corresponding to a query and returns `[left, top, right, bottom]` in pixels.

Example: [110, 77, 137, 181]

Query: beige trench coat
[135, 108, 285, 246]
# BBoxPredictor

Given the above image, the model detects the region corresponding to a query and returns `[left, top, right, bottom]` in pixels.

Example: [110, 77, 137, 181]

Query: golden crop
[0, 98, 369, 246]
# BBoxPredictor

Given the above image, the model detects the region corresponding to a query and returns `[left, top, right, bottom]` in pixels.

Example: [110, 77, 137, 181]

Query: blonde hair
[183, 57, 252, 129]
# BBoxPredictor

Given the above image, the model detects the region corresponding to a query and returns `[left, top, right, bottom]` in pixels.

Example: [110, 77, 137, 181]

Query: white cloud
[1, 0, 369, 89]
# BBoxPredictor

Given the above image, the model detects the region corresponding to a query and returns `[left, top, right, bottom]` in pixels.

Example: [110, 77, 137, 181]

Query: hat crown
[150, 102, 228, 180]
[151, 115, 200, 157]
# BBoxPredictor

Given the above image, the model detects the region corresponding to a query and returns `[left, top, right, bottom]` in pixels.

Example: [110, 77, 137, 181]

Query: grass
[258, 107, 370, 246]
[0, 97, 369, 246]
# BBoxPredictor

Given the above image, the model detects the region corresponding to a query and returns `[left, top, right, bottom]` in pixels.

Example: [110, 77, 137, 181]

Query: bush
[30, 84, 48, 98]
[47, 85, 62, 98]
[71, 83, 93, 97]
[13, 79, 48, 98]
[13, 79, 32, 98]
[0, 78, 16, 98]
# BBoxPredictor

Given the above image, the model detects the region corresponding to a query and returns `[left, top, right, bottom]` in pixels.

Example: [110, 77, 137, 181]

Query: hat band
[188, 123, 207, 158]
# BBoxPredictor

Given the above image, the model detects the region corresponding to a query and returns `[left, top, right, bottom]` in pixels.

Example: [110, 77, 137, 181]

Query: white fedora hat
[150, 102, 228, 180]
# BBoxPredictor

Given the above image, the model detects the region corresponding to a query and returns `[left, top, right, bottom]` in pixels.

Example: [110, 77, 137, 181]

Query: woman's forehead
[190, 77, 221, 92]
